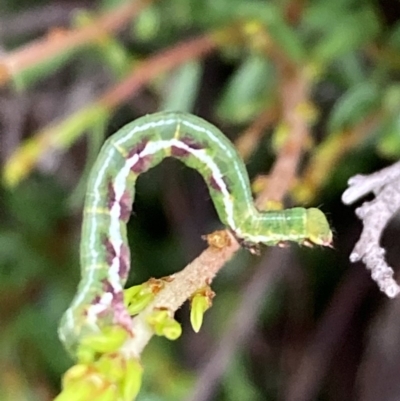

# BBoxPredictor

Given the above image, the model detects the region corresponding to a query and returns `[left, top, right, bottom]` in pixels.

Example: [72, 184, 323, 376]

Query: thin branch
[99, 34, 218, 110]
[256, 67, 310, 207]
[234, 106, 278, 160]
[3, 32, 223, 186]
[122, 231, 241, 358]
[284, 0, 308, 25]
[0, 0, 152, 86]
[188, 248, 293, 401]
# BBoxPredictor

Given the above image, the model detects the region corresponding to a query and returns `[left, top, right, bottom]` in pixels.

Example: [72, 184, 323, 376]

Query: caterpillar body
[59, 111, 332, 356]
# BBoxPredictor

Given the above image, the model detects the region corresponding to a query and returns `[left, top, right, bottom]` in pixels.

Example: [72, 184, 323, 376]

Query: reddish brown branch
[100, 34, 218, 109]
[0, 0, 152, 86]
[3, 31, 224, 187]
[284, 0, 308, 24]
[256, 68, 310, 207]
[235, 106, 279, 160]
[188, 247, 293, 401]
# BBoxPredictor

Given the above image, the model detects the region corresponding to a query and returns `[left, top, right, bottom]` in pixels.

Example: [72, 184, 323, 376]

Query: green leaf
[382, 84, 400, 113]
[190, 293, 210, 333]
[160, 61, 202, 112]
[133, 4, 162, 42]
[217, 54, 275, 124]
[331, 53, 367, 87]
[311, 8, 380, 66]
[303, 1, 350, 33]
[328, 83, 381, 132]
[377, 115, 400, 158]
[386, 21, 400, 50]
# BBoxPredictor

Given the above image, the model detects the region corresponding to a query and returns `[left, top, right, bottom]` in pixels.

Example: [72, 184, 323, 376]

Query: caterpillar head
[305, 208, 333, 247]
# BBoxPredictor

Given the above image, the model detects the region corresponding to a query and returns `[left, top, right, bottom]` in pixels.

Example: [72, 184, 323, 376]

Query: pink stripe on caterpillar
[171, 145, 190, 157]
[118, 244, 130, 280]
[181, 136, 205, 150]
[103, 237, 117, 266]
[127, 138, 149, 158]
[130, 155, 153, 174]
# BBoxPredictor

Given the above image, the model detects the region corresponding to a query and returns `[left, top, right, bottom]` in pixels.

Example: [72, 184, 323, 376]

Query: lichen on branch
[342, 161, 400, 298]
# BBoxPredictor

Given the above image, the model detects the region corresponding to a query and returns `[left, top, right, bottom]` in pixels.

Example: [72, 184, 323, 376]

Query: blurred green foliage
[1, 0, 400, 400]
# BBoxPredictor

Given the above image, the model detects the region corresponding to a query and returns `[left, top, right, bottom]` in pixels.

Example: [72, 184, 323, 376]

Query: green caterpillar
[59, 111, 332, 356]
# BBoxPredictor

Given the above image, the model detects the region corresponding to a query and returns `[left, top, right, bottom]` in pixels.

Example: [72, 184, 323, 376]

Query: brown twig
[3, 32, 224, 186]
[99, 34, 218, 110]
[122, 231, 241, 358]
[188, 247, 293, 401]
[284, 0, 308, 25]
[0, 0, 152, 86]
[256, 67, 310, 207]
[234, 106, 279, 160]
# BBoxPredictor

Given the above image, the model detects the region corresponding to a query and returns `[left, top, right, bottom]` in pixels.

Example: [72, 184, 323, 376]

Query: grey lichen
[342, 162, 400, 298]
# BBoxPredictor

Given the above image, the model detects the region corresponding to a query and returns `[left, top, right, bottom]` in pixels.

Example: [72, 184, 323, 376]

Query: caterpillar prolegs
[59, 111, 332, 356]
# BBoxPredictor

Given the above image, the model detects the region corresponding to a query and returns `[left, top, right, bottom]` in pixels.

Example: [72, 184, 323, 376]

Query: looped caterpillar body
[59, 111, 332, 356]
